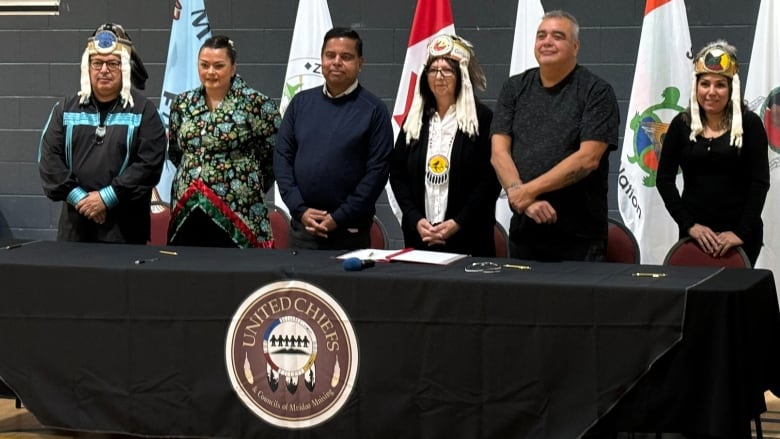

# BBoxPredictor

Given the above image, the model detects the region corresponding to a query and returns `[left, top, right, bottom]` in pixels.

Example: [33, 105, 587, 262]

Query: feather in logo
[225, 280, 359, 429]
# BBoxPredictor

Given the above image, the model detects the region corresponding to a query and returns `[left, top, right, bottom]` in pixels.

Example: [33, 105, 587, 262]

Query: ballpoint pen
[632, 272, 667, 278]
[1, 240, 40, 250]
[503, 264, 532, 270]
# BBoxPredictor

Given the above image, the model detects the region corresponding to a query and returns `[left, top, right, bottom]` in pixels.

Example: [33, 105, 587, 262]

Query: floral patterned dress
[168, 75, 281, 248]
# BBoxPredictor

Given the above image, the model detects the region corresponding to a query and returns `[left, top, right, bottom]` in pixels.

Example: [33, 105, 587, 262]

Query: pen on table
[134, 257, 159, 265]
[159, 250, 178, 256]
[1, 240, 40, 250]
[503, 264, 532, 270]
[633, 272, 667, 278]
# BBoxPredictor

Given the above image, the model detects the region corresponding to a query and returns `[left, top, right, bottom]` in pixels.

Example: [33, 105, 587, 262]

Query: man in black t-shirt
[490, 10, 619, 262]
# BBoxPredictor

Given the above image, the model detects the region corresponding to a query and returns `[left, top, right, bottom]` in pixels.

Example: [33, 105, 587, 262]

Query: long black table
[0, 241, 777, 438]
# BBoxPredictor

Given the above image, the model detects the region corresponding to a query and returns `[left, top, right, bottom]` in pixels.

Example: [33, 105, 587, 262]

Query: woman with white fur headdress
[389, 34, 500, 257]
[656, 39, 770, 266]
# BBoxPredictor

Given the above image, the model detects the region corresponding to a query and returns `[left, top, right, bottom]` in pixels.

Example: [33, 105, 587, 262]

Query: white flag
[496, 0, 545, 233]
[279, 0, 333, 116]
[744, 0, 780, 280]
[509, 0, 543, 77]
[617, 0, 692, 264]
[273, 0, 333, 215]
[155, 0, 212, 204]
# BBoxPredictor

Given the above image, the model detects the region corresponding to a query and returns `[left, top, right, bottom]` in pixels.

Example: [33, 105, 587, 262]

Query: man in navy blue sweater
[274, 28, 393, 250]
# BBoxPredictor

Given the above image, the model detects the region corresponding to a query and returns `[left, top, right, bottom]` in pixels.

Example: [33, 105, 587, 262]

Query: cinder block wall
[0, 0, 761, 247]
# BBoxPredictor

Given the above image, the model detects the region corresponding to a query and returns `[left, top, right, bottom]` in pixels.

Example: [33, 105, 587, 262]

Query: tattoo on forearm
[565, 168, 589, 185]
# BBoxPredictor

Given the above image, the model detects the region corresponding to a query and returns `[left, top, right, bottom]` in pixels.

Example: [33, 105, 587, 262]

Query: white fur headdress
[403, 34, 486, 143]
[78, 23, 135, 108]
[688, 40, 743, 148]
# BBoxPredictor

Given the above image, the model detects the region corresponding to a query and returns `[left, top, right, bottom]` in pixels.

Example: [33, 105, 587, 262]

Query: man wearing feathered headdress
[38, 23, 166, 243]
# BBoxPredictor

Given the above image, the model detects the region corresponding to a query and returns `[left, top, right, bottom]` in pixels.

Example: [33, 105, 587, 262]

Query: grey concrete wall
[0, 0, 761, 247]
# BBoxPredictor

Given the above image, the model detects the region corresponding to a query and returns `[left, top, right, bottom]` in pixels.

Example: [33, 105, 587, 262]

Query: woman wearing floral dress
[168, 35, 281, 248]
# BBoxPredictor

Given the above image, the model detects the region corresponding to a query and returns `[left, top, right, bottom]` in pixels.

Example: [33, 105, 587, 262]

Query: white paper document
[337, 248, 468, 265]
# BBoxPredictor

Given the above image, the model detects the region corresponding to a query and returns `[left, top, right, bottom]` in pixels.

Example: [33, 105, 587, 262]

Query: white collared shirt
[323, 80, 359, 98]
[424, 106, 457, 224]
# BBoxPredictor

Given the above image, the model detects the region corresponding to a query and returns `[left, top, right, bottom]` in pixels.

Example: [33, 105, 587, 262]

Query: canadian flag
[391, 0, 455, 139]
[744, 0, 780, 290]
[617, 0, 692, 264]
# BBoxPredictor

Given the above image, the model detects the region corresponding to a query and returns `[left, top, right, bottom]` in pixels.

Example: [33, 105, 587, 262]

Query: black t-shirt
[491, 65, 620, 242]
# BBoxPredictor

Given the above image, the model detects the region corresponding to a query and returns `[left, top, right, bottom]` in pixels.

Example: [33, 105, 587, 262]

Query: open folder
[337, 248, 468, 265]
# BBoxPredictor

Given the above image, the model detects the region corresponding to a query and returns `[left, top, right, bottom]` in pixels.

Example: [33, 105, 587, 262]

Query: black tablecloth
[0, 241, 777, 438]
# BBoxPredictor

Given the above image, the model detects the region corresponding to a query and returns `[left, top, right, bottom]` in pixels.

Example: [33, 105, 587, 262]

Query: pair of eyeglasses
[464, 261, 501, 273]
[89, 60, 122, 72]
[427, 68, 456, 78]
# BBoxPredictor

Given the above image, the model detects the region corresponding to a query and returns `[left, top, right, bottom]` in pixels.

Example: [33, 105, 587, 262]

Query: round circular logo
[763, 87, 780, 152]
[93, 30, 119, 54]
[225, 280, 359, 429]
[428, 35, 454, 57]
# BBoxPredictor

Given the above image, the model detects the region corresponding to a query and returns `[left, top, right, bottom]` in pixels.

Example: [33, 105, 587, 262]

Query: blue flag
[155, 0, 212, 204]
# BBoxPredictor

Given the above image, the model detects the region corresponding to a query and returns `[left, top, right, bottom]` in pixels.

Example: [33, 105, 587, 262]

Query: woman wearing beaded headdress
[656, 40, 769, 266]
[389, 35, 500, 256]
[167, 35, 281, 248]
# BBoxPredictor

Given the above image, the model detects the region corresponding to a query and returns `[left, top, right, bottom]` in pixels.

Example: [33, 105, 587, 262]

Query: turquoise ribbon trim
[61, 111, 141, 174]
[66, 187, 88, 206]
[62, 112, 99, 169]
[98, 186, 119, 209]
[104, 112, 141, 174]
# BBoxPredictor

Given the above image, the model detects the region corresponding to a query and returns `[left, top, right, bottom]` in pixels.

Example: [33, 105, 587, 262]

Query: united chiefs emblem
[226, 281, 359, 429]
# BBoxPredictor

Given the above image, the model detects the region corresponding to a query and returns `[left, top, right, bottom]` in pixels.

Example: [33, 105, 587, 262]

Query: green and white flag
[617, 0, 692, 264]
[279, 0, 333, 116]
[274, 0, 333, 215]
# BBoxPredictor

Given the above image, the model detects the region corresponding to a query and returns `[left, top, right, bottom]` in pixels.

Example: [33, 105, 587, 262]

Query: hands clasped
[302, 208, 335, 238]
[688, 224, 743, 257]
[417, 218, 460, 246]
[507, 185, 557, 224]
[76, 191, 107, 224]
